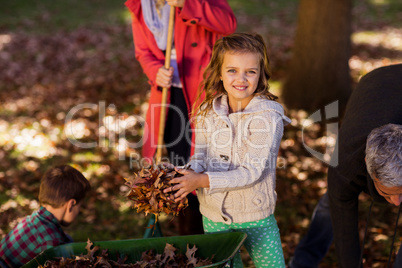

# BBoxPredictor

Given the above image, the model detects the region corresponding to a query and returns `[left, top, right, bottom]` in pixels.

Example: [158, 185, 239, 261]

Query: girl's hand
[156, 66, 173, 88]
[166, 0, 185, 8]
[164, 167, 209, 202]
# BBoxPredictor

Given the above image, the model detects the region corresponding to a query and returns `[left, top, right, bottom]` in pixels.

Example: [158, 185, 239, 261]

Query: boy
[0, 165, 91, 267]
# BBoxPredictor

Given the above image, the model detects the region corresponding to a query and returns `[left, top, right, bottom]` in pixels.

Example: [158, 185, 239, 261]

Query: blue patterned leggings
[203, 215, 285, 267]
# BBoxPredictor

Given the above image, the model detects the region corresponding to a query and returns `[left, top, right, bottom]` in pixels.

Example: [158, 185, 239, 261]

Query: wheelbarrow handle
[156, 5, 175, 164]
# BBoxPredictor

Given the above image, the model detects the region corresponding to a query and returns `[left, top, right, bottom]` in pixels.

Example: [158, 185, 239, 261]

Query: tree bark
[282, 0, 352, 114]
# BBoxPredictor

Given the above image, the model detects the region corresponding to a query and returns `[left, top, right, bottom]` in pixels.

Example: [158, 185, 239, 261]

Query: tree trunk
[282, 0, 352, 114]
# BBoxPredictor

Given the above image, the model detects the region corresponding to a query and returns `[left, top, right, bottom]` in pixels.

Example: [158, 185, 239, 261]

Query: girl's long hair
[192, 32, 277, 119]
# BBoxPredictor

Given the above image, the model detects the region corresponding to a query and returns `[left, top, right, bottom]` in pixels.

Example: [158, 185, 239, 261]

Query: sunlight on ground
[1, 107, 144, 163]
[269, 80, 282, 97]
[121, 9, 132, 24]
[350, 28, 402, 79]
[0, 34, 12, 50]
[352, 29, 402, 51]
[369, 0, 391, 6]
[65, 119, 90, 140]
[0, 119, 57, 159]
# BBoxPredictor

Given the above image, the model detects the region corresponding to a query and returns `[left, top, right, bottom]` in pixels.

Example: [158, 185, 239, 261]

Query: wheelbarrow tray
[22, 232, 247, 268]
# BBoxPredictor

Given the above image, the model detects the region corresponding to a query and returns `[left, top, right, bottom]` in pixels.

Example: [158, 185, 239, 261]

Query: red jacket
[125, 0, 237, 160]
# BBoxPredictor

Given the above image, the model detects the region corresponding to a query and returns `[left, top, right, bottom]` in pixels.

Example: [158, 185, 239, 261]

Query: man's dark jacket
[328, 64, 402, 268]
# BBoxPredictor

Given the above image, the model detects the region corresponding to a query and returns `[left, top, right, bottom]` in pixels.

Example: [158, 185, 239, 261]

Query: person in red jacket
[125, 0, 236, 235]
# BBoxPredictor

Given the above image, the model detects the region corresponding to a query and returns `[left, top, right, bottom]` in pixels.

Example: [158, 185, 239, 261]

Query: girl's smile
[233, 85, 247, 91]
[220, 51, 260, 113]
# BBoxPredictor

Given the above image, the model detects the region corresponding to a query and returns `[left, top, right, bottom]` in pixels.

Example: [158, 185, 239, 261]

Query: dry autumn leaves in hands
[125, 164, 189, 224]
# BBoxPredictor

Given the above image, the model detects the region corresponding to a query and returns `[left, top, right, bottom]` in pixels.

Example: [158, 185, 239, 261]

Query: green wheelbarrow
[22, 232, 247, 268]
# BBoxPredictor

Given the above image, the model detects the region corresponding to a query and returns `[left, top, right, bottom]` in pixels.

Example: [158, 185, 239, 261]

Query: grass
[0, 0, 299, 34]
[1, 0, 400, 34]
[365, 0, 402, 25]
[0, 0, 129, 34]
[229, 0, 297, 16]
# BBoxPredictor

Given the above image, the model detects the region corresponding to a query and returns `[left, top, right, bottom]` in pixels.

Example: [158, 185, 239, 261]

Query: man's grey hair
[366, 123, 402, 187]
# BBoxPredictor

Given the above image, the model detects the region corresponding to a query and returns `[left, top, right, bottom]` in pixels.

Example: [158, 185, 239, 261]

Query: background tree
[282, 0, 352, 114]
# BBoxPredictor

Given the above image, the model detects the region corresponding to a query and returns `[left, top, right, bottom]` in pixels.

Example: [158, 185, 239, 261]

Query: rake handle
[156, 6, 175, 164]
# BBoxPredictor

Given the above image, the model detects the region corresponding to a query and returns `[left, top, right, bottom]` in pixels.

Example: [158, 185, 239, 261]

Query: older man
[290, 64, 402, 268]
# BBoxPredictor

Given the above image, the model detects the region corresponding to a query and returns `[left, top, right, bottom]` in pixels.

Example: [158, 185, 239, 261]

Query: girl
[164, 33, 290, 267]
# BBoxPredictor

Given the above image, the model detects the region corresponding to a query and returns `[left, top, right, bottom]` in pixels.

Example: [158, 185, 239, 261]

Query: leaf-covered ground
[0, 0, 401, 267]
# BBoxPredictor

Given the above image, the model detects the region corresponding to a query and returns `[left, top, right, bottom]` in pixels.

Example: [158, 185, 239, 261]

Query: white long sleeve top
[189, 94, 291, 224]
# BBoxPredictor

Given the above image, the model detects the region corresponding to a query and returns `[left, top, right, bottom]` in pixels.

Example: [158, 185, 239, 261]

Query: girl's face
[220, 51, 260, 113]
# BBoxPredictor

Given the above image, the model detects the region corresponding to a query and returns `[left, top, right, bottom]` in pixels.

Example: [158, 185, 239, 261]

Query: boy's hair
[193, 32, 277, 118]
[366, 123, 402, 187]
[39, 165, 91, 208]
